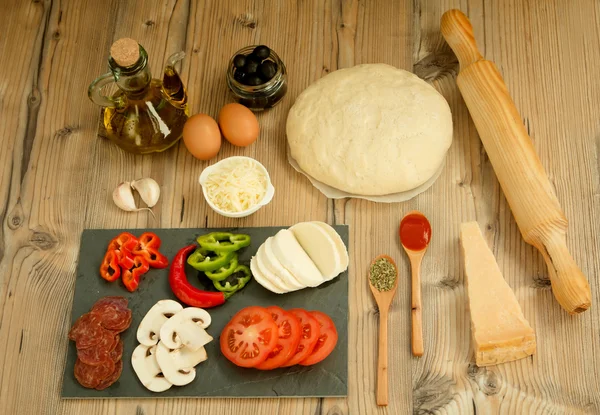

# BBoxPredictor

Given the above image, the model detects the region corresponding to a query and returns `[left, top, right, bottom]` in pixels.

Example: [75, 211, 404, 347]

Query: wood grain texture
[0, 0, 598, 414]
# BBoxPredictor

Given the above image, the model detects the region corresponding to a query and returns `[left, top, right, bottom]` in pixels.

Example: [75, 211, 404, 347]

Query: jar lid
[110, 38, 140, 67]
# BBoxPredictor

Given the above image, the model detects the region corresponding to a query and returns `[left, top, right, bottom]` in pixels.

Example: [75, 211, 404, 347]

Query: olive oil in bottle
[88, 38, 189, 154]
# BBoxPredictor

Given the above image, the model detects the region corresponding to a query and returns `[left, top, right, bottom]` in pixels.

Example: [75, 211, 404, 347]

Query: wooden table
[1, 0, 599, 413]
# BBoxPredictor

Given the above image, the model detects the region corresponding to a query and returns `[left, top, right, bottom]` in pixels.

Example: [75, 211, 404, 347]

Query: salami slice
[74, 358, 116, 389]
[95, 359, 123, 390]
[109, 337, 124, 362]
[110, 310, 132, 333]
[68, 313, 103, 349]
[91, 296, 128, 311]
[77, 329, 118, 365]
[91, 303, 132, 332]
[70, 296, 131, 389]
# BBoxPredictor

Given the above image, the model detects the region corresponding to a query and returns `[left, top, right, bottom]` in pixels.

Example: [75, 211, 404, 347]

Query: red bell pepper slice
[131, 232, 169, 269]
[107, 232, 138, 260]
[118, 251, 136, 270]
[121, 253, 149, 292]
[99, 250, 121, 282]
[135, 232, 161, 249]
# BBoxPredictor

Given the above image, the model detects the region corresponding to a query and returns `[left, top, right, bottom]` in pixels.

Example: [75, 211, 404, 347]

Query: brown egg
[218, 103, 260, 147]
[183, 114, 222, 160]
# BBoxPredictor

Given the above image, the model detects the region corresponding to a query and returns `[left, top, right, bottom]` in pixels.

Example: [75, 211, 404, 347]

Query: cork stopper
[110, 38, 140, 67]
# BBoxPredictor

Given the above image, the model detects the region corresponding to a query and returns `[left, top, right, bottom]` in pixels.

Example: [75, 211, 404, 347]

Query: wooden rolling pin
[441, 9, 591, 314]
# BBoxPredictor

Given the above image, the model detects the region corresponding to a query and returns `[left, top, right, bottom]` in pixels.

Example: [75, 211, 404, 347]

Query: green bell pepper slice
[204, 254, 239, 281]
[187, 247, 235, 272]
[196, 232, 251, 254]
[212, 264, 252, 293]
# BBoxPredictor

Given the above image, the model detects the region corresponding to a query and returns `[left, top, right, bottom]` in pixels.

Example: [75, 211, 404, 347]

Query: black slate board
[62, 227, 348, 398]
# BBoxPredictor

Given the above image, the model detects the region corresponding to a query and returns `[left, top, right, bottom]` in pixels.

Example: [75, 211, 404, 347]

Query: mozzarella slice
[256, 244, 292, 291]
[262, 237, 306, 290]
[290, 222, 342, 281]
[271, 229, 324, 287]
[312, 221, 349, 275]
[250, 256, 286, 294]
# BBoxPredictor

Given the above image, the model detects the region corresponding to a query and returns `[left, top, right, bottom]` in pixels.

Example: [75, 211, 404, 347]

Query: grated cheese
[204, 158, 268, 213]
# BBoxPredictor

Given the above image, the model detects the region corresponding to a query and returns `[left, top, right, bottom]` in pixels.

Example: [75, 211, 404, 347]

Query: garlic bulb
[131, 178, 160, 208]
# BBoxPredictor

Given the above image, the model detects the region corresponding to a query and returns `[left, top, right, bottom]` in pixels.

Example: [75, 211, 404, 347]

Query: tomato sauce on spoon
[399, 213, 432, 252]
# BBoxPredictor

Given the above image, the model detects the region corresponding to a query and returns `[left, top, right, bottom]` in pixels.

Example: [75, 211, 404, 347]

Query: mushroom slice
[155, 341, 208, 386]
[159, 308, 212, 350]
[175, 345, 208, 368]
[177, 322, 214, 351]
[131, 344, 173, 392]
[137, 300, 184, 346]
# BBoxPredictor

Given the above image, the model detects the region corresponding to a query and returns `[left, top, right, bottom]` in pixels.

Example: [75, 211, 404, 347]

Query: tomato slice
[255, 306, 302, 370]
[300, 311, 338, 366]
[220, 306, 278, 368]
[281, 308, 320, 367]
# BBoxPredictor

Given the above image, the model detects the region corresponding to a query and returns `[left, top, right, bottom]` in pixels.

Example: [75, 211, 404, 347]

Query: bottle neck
[109, 48, 152, 97]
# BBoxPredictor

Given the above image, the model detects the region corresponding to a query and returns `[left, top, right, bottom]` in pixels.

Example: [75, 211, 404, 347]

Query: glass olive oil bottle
[88, 38, 189, 154]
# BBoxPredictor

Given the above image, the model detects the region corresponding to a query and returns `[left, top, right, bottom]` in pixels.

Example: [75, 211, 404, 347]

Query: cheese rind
[460, 222, 536, 367]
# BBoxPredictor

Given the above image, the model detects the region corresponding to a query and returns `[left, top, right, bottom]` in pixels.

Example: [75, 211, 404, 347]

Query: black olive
[243, 75, 263, 86]
[233, 54, 246, 69]
[259, 60, 277, 81]
[253, 45, 270, 60]
[243, 60, 260, 75]
[246, 53, 262, 64]
[233, 69, 246, 83]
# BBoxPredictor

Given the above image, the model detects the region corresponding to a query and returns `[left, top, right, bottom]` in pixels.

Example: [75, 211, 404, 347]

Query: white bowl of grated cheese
[199, 156, 275, 218]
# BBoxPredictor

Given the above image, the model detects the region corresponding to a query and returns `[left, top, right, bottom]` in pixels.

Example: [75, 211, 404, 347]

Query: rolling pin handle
[441, 9, 483, 69]
[541, 232, 592, 314]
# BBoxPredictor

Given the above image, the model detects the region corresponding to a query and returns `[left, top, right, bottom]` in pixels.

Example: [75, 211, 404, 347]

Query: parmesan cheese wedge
[262, 237, 305, 290]
[460, 222, 536, 367]
[271, 229, 324, 287]
[250, 256, 286, 294]
[290, 222, 342, 281]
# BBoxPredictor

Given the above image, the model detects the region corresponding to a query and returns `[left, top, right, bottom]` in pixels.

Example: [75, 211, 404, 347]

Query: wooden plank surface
[0, 0, 598, 414]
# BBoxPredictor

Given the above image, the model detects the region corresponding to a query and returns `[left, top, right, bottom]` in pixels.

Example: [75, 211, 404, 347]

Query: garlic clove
[113, 181, 156, 219]
[131, 178, 160, 208]
[113, 182, 137, 211]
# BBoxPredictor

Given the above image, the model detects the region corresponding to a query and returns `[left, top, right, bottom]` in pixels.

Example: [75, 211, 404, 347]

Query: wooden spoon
[399, 211, 432, 357]
[368, 254, 399, 406]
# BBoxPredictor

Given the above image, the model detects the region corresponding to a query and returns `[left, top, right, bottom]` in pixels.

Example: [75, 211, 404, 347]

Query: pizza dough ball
[286, 64, 453, 196]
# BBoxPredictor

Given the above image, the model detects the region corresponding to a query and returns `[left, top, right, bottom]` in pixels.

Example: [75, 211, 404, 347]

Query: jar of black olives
[226, 45, 287, 111]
